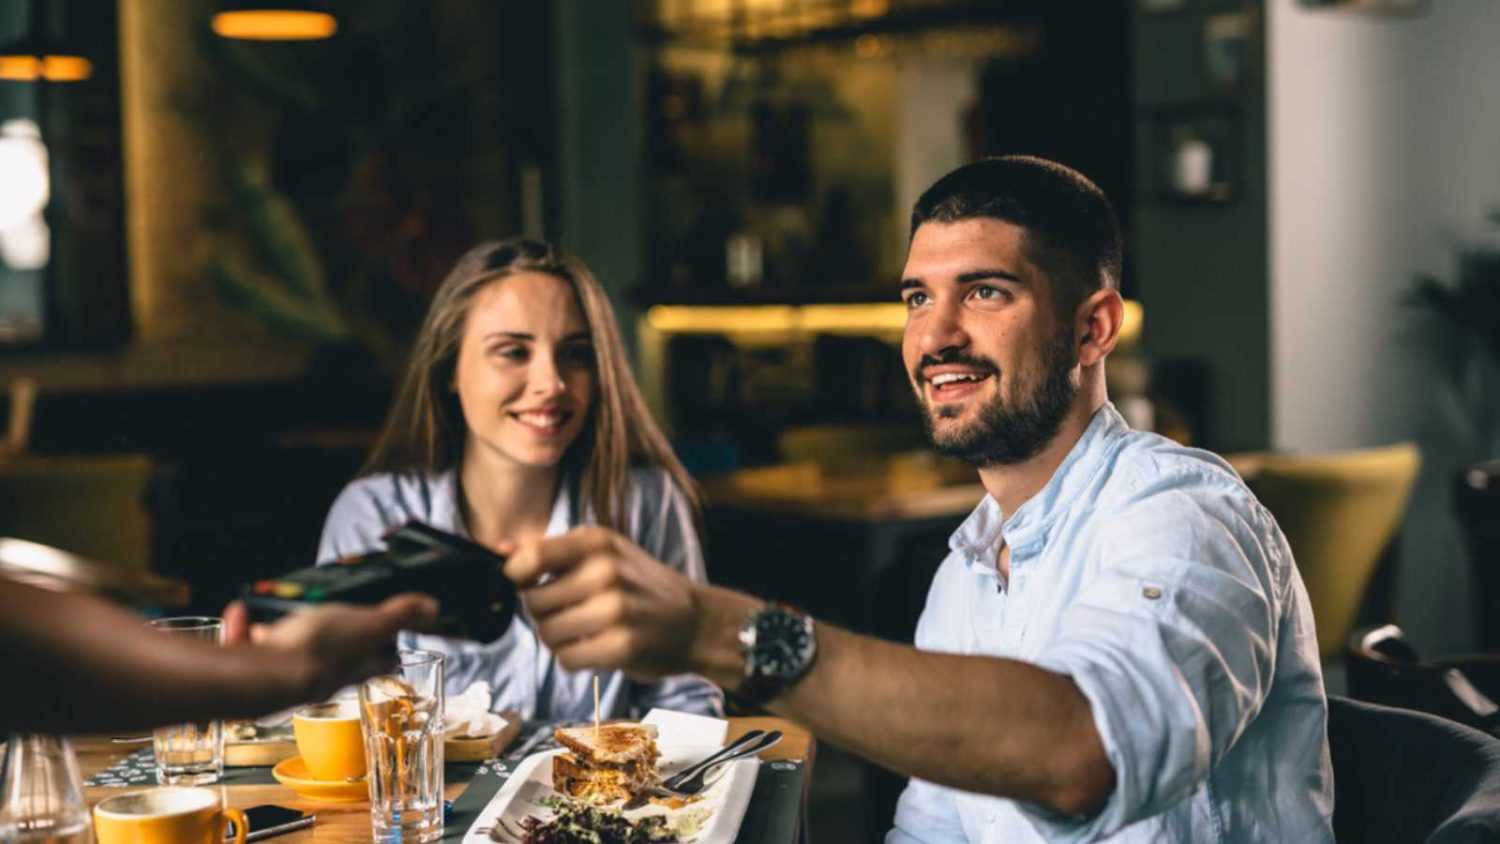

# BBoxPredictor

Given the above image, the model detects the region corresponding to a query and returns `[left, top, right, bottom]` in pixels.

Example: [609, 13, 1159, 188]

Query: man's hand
[505, 526, 700, 678]
[222, 595, 438, 701]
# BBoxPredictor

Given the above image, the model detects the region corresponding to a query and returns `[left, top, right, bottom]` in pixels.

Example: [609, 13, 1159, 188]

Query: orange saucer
[272, 756, 369, 803]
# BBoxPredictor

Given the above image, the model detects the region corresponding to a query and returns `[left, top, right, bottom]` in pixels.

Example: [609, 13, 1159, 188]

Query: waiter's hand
[222, 594, 438, 700]
[506, 526, 699, 679]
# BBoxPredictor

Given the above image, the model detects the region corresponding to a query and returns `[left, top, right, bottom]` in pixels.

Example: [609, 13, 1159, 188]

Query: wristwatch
[734, 602, 817, 705]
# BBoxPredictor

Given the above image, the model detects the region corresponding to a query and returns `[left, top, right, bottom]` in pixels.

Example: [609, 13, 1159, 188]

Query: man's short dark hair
[910, 155, 1122, 318]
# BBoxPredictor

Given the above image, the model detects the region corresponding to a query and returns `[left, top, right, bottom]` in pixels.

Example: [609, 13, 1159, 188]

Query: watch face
[756, 609, 813, 679]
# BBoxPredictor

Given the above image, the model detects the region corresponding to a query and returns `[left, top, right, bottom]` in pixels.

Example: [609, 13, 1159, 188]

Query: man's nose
[914, 300, 969, 359]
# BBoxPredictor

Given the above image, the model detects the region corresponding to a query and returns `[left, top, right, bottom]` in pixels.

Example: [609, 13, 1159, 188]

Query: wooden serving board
[222, 712, 523, 767]
[446, 711, 522, 762]
[224, 724, 297, 767]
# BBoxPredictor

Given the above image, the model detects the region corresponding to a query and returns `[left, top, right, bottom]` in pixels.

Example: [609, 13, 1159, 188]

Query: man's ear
[1076, 289, 1123, 368]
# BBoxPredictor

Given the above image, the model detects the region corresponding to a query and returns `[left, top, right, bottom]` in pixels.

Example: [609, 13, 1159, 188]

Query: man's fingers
[522, 553, 620, 618]
[503, 526, 617, 586]
[222, 600, 250, 644]
[553, 627, 636, 672]
[534, 590, 627, 647]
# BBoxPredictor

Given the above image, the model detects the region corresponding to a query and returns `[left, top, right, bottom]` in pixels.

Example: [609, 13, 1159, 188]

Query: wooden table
[78, 717, 814, 842]
[700, 451, 982, 641]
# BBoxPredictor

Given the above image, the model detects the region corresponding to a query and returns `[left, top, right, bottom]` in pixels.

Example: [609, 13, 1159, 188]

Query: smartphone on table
[227, 805, 314, 841]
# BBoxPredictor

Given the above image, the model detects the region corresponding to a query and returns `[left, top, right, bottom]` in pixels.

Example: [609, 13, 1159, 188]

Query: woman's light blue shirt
[317, 466, 724, 722]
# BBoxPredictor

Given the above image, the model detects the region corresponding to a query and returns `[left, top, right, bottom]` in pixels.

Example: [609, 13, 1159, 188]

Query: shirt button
[1142, 586, 1163, 600]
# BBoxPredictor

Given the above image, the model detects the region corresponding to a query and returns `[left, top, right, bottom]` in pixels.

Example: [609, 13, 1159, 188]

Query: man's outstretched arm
[508, 527, 1115, 818]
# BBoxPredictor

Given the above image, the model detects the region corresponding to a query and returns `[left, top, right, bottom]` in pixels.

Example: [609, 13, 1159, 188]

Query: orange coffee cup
[93, 786, 246, 844]
[292, 700, 366, 781]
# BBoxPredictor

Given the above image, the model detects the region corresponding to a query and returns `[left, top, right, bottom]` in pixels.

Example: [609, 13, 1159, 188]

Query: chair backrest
[1328, 695, 1500, 843]
[0, 453, 154, 570]
[1241, 442, 1420, 658]
[1347, 625, 1500, 736]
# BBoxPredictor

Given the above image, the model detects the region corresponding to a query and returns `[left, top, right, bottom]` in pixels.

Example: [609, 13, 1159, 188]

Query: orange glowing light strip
[211, 10, 337, 41]
[0, 53, 92, 81]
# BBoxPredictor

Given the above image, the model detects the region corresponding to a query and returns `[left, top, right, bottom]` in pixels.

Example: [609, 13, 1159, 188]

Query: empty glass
[148, 617, 225, 785]
[0, 734, 92, 844]
[359, 650, 445, 844]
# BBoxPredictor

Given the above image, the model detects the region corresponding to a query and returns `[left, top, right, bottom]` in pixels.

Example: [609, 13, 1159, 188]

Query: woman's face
[453, 272, 595, 471]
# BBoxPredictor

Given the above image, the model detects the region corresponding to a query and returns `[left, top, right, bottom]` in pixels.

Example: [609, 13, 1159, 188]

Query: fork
[665, 729, 783, 795]
[621, 729, 785, 809]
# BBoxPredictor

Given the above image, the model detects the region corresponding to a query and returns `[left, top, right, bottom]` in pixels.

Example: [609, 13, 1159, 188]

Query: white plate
[464, 744, 759, 844]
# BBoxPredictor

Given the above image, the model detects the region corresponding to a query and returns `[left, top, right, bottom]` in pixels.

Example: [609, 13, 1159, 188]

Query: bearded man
[505, 156, 1335, 843]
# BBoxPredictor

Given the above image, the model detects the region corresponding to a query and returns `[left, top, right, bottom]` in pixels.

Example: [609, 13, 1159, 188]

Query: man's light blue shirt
[888, 404, 1334, 843]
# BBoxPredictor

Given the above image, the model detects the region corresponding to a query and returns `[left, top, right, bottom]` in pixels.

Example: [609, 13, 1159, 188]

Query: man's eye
[971, 285, 1007, 302]
[903, 291, 928, 309]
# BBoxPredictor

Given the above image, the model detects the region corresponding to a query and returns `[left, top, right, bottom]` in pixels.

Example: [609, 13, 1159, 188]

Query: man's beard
[917, 331, 1078, 468]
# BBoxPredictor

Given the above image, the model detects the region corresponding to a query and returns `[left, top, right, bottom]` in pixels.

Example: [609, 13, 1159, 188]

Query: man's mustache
[914, 350, 999, 385]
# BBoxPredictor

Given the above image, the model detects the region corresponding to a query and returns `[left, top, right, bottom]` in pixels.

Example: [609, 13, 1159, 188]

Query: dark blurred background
[4, 0, 1500, 837]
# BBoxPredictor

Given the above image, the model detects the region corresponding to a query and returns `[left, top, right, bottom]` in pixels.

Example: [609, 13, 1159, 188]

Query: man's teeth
[930, 372, 987, 387]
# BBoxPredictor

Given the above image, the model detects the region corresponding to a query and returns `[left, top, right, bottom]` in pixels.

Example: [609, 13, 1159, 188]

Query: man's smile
[920, 364, 996, 403]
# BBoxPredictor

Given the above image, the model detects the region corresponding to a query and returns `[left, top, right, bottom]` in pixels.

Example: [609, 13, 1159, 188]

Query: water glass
[0, 734, 92, 843]
[359, 650, 445, 844]
[148, 617, 225, 785]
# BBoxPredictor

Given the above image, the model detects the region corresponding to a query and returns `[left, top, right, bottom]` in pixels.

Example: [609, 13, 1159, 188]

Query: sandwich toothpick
[593, 674, 600, 739]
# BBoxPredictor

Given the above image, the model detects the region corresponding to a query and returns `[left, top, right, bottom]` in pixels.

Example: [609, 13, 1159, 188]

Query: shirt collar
[948, 402, 1127, 566]
[440, 467, 575, 539]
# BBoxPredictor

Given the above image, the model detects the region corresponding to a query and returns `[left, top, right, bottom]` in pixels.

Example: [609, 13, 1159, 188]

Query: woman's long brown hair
[363, 238, 698, 529]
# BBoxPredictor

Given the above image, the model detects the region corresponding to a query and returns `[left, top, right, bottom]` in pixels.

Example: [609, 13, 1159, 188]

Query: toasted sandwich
[551, 722, 661, 803]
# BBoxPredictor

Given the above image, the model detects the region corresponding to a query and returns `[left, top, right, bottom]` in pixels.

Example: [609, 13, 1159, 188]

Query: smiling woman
[315, 237, 723, 722]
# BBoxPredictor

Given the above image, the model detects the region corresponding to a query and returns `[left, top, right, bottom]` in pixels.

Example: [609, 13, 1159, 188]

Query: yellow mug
[293, 700, 366, 780]
[94, 786, 246, 844]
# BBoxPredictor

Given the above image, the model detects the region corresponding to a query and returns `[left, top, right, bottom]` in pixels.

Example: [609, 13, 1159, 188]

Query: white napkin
[642, 707, 728, 751]
[444, 683, 507, 738]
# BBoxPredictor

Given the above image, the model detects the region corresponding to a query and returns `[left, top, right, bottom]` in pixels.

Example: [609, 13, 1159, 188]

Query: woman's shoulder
[624, 463, 674, 495]
[616, 464, 702, 571]
[328, 469, 457, 527]
[621, 464, 695, 513]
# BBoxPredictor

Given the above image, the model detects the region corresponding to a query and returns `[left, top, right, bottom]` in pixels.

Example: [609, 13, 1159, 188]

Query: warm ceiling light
[0, 55, 42, 81]
[0, 46, 91, 82]
[39, 53, 90, 81]
[212, 8, 338, 41]
[0, 0, 92, 84]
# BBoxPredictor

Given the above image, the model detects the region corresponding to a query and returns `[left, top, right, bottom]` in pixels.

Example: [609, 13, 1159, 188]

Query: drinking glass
[359, 650, 445, 844]
[148, 616, 225, 785]
[0, 734, 92, 844]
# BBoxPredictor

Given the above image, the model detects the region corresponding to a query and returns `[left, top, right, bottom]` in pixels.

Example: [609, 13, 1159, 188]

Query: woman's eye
[492, 345, 528, 361]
